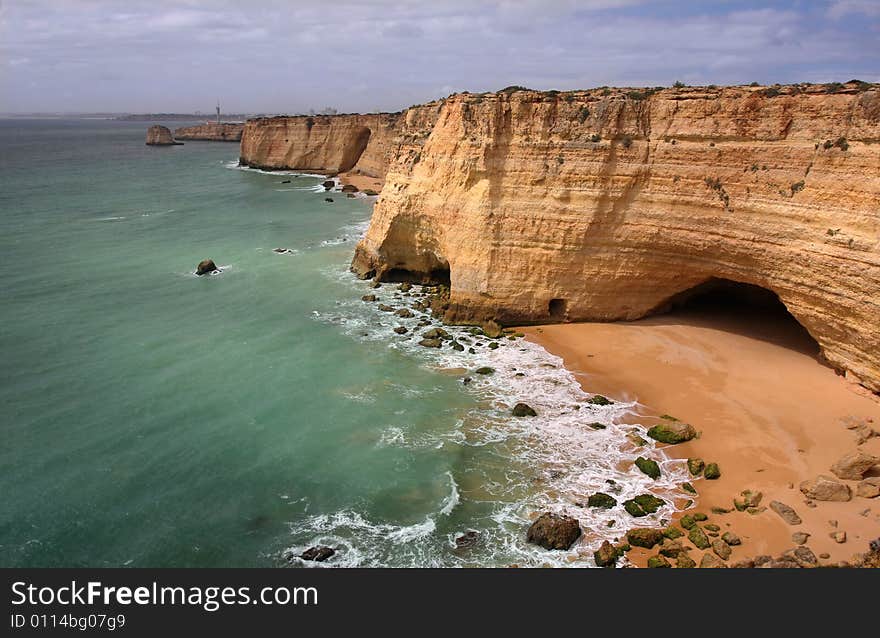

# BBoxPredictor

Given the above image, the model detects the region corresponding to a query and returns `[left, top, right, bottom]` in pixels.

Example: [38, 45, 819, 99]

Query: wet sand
[522, 307, 880, 567]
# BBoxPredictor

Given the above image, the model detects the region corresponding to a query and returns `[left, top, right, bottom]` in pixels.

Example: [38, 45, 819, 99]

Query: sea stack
[145, 125, 183, 146]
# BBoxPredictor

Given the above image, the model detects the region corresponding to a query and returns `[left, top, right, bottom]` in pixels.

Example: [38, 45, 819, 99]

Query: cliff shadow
[646, 278, 821, 357]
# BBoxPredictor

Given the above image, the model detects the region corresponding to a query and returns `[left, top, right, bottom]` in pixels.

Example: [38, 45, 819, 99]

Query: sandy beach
[522, 305, 880, 567]
[337, 170, 384, 193]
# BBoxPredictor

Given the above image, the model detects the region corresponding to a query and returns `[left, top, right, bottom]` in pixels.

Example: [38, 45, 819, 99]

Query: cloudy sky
[1, 0, 878, 114]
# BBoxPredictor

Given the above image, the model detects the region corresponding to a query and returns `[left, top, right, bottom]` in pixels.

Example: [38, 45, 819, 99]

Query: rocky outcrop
[174, 122, 244, 141]
[145, 125, 182, 145]
[350, 83, 880, 393]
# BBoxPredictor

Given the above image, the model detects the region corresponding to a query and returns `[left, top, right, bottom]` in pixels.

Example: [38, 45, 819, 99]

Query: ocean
[0, 119, 689, 567]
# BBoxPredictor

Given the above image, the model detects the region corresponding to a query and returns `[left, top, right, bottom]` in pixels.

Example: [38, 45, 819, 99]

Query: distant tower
[216, 100, 221, 124]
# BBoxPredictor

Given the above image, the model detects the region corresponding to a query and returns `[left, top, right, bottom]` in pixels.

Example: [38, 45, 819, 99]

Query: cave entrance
[382, 265, 451, 286]
[654, 278, 819, 355]
[549, 298, 568, 321]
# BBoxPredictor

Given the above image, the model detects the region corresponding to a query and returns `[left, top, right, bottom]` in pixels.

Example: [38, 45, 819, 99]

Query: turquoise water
[0, 119, 690, 567]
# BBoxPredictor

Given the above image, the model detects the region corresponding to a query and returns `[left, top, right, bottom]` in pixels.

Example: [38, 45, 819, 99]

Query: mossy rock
[704, 463, 721, 480]
[687, 458, 705, 476]
[704, 523, 720, 532]
[682, 482, 697, 495]
[680, 514, 696, 530]
[635, 457, 661, 480]
[593, 541, 625, 568]
[647, 555, 672, 568]
[628, 433, 648, 446]
[626, 528, 664, 549]
[675, 553, 697, 568]
[688, 526, 710, 550]
[587, 492, 617, 509]
[663, 527, 684, 540]
[624, 494, 665, 517]
[659, 414, 679, 421]
[588, 422, 607, 430]
[646, 421, 696, 444]
[711, 507, 732, 515]
[693, 512, 708, 521]
[587, 395, 613, 406]
[488, 342, 500, 350]
[474, 367, 495, 375]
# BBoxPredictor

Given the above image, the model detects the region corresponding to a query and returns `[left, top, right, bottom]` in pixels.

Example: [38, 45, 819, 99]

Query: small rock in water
[454, 530, 480, 549]
[587, 394, 613, 406]
[419, 338, 442, 348]
[324, 197, 334, 203]
[300, 546, 335, 562]
[361, 294, 377, 302]
[393, 326, 408, 335]
[512, 402, 538, 417]
[377, 304, 395, 312]
[635, 457, 661, 480]
[475, 366, 495, 375]
[594, 541, 620, 567]
[322, 180, 335, 190]
[587, 492, 617, 509]
[195, 259, 218, 276]
[526, 512, 581, 550]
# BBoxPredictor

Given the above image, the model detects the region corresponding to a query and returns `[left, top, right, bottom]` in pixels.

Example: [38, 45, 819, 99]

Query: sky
[1, 0, 878, 114]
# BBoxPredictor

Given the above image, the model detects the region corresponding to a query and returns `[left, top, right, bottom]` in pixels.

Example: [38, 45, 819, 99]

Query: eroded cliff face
[238, 106, 441, 178]
[174, 122, 244, 141]
[351, 84, 880, 392]
[145, 125, 181, 145]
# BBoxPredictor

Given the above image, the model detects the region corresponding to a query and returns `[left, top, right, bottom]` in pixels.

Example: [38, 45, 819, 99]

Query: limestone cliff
[174, 122, 243, 141]
[350, 83, 880, 393]
[238, 106, 441, 179]
[145, 125, 182, 145]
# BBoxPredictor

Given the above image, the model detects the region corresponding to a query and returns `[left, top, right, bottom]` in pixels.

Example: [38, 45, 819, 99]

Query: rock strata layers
[174, 122, 244, 141]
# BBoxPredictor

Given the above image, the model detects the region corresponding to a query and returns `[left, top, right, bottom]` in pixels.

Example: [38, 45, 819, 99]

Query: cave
[653, 278, 820, 355]
[382, 265, 451, 286]
[549, 298, 568, 321]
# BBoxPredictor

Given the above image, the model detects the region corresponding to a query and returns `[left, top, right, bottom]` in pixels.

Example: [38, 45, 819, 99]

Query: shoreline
[521, 309, 880, 567]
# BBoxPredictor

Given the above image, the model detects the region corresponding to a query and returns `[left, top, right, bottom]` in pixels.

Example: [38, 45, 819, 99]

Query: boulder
[587, 492, 617, 509]
[799, 475, 852, 502]
[422, 327, 450, 340]
[830, 450, 879, 480]
[145, 125, 181, 145]
[659, 540, 688, 558]
[340, 184, 359, 193]
[393, 326, 408, 335]
[526, 512, 582, 550]
[646, 421, 696, 444]
[722, 531, 741, 546]
[361, 294, 377, 302]
[791, 532, 810, 545]
[362, 189, 379, 196]
[395, 308, 414, 318]
[324, 197, 334, 203]
[675, 553, 697, 568]
[711, 538, 732, 560]
[475, 367, 495, 375]
[626, 528, 664, 549]
[419, 338, 442, 348]
[856, 477, 880, 498]
[377, 304, 395, 312]
[830, 530, 847, 543]
[623, 494, 665, 517]
[688, 526, 710, 550]
[195, 259, 218, 276]
[699, 553, 728, 568]
[512, 402, 537, 417]
[785, 546, 818, 567]
[647, 555, 672, 568]
[770, 500, 802, 525]
[593, 541, 619, 567]
[481, 320, 504, 338]
[322, 180, 335, 190]
[635, 457, 661, 480]
[450, 341, 464, 351]
[587, 395, 613, 406]
[399, 282, 412, 292]
[300, 546, 335, 562]
[704, 463, 721, 480]
[687, 458, 705, 476]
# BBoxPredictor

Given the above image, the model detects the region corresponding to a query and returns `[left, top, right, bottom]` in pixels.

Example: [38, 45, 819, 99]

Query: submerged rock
[454, 530, 480, 549]
[587, 492, 617, 509]
[512, 402, 537, 417]
[341, 184, 359, 193]
[526, 512, 582, 550]
[195, 259, 218, 276]
[393, 326, 408, 335]
[300, 546, 335, 562]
